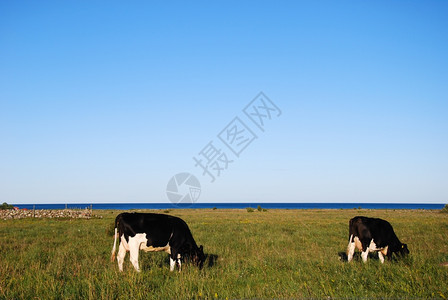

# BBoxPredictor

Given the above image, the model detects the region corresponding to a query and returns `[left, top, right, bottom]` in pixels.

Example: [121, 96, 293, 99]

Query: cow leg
[117, 241, 127, 272]
[386, 248, 393, 261]
[361, 249, 369, 263]
[169, 257, 182, 272]
[128, 237, 141, 272]
[378, 252, 385, 264]
[169, 251, 182, 272]
[169, 257, 176, 272]
[347, 234, 356, 262]
[177, 253, 182, 272]
[361, 239, 371, 263]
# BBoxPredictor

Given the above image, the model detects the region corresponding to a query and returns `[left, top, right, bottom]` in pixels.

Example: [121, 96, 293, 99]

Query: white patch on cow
[116, 233, 176, 272]
[359, 239, 389, 263]
[120, 235, 130, 251]
[128, 233, 148, 272]
[117, 238, 127, 272]
[359, 239, 377, 262]
[354, 236, 363, 251]
[170, 257, 176, 272]
[177, 253, 182, 272]
[361, 249, 369, 262]
[169, 254, 183, 272]
[369, 240, 389, 263]
[347, 236, 390, 264]
[368, 239, 378, 251]
[140, 244, 171, 254]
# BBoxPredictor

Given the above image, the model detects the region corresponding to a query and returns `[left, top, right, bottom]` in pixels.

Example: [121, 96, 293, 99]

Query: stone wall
[0, 208, 101, 220]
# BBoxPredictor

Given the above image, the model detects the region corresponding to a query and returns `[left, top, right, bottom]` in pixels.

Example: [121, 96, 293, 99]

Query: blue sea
[13, 202, 445, 210]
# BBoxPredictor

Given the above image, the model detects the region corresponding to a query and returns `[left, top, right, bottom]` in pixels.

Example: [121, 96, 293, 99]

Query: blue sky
[1, 1, 447, 204]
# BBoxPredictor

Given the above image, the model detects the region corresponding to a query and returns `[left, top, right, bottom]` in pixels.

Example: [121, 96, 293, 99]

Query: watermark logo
[166, 92, 281, 207]
[166, 173, 201, 206]
[243, 92, 282, 132]
[218, 117, 257, 157]
[193, 141, 234, 183]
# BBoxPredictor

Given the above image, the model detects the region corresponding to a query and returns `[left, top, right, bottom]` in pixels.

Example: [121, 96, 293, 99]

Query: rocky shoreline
[0, 208, 101, 220]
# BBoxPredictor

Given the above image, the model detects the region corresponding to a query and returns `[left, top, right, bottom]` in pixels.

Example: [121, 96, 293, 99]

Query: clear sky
[1, 1, 447, 204]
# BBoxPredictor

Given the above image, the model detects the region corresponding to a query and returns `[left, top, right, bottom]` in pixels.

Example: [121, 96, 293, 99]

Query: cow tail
[111, 227, 118, 262]
[348, 218, 355, 241]
[346, 234, 354, 255]
[346, 218, 355, 255]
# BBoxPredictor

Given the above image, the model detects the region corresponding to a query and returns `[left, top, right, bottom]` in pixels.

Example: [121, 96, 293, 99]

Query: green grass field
[1, 209, 447, 299]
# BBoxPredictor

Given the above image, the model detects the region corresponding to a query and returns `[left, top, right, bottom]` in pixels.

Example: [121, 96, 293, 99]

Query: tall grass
[1, 209, 447, 299]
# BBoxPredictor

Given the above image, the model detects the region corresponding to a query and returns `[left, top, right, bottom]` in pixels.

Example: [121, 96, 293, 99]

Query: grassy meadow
[1, 208, 447, 299]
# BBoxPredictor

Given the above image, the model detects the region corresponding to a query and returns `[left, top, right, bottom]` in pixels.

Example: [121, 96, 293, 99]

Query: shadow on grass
[142, 252, 219, 270]
[338, 251, 412, 264]
[204, 253, 218, 268]
[338, 251, 380, 262]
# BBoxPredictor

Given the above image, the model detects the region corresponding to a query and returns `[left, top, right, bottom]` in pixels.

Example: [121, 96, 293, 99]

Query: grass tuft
[441, 204, 448, 214]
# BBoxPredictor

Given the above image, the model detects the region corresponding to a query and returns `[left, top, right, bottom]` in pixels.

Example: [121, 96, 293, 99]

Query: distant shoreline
[12, 203, 445, 210]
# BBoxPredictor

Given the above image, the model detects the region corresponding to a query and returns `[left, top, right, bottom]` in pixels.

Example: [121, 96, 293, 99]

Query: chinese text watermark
[166, 92, 281, 206]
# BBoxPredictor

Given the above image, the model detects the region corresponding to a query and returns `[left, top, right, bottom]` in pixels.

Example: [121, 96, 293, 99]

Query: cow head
[399, 243, 409, 256]
[192, 245, 205, 269]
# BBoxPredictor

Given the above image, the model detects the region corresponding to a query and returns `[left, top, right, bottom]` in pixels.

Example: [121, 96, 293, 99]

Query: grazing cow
[111, 212, 204, 272]
[347, 216, 409, 263]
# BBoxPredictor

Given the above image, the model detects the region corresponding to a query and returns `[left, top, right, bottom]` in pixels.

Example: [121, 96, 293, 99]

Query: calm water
[13, 203, 444, 210]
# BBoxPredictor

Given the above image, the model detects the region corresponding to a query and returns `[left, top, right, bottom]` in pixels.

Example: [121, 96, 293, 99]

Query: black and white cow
[111, 212, 205, 272]
[347, 216, 409, 263]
